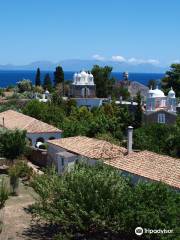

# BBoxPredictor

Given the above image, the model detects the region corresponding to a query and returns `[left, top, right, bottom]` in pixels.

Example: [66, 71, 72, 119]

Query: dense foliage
[31, 164, 179, 239]
[133, 124, 180, 157]
[0, 129, 26, 160]
[161, 64, 180, 97]
[43, 73, 52, 91]
[54, 66, 64, 86]
[17, 79, 32, 93]
[91, 65, 115, 98]
[22, 99, 134, 142]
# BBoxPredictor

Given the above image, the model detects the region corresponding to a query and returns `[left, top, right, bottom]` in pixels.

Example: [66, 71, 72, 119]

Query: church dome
[77, 73, 81, 78]
[80, 71, 87, 77]
[168, 87, 175, 98]
[152, 86, 165, 97]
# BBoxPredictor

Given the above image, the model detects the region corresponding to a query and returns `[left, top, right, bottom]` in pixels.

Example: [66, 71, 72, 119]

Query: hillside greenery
[161, 63, 180, 98]
[133, 123, 180, 157]
[31, 164, 180, 240]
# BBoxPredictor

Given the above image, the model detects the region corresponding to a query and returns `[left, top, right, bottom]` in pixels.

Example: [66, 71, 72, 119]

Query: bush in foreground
[0, 129, 26, 160]
[30, 164, 179, 239]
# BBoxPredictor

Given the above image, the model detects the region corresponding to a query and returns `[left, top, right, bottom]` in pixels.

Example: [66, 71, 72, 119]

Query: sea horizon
[0, 70, 164, 88]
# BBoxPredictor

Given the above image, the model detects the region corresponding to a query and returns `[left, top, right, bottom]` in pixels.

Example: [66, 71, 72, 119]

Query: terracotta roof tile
[0, 110, 62, 133]
[105, 151, 180, 189]
[48, 136, 180, 189]
[48, 136, 126, 160]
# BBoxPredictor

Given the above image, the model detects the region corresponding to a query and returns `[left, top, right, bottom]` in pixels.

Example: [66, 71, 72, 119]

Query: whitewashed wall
[26, 132, 62, 146]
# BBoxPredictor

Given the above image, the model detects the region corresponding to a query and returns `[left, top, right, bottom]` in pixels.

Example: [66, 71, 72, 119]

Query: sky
[0, 0, 179, 66]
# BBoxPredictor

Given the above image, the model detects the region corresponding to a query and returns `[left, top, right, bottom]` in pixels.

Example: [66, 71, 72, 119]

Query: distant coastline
[0, 70, 164, 88]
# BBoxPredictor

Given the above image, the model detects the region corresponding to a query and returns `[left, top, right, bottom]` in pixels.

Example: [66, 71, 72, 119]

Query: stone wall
[28, 147, 48, 167]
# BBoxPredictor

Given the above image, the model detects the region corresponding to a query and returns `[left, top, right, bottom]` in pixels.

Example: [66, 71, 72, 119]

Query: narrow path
[1, 181, 36, 240]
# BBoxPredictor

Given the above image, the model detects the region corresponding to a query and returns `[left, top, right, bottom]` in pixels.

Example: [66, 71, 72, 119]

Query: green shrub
[0, 129, 26, 160]
[0, 178, 9, 209]
[30, 164, 179, 239]
[15, 161, 33, 179]
[17, 79, 32, 93]
[9, 161, 33, 180]
[8, 165, 20, 195]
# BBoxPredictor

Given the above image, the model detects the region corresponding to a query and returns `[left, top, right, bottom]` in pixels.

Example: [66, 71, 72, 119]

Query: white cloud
[92, 54, 105, 61]
[111, 55, 126, 62]
[92, 54, 160, 65]
[128, 57, 159, 65]
[146, 59, 160, 65]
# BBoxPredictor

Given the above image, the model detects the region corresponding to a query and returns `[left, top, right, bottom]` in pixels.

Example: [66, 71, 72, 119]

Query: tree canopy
[22, 99, 133, 143]
[91, 65, 115, 98]
[43, 73, 52, 91]
[54, 66, 64, 86]
[161, 64, 180, 97]
[35, 68, 41, 86]
[133, 123, 180, 157]
[17, 79, 32, 93]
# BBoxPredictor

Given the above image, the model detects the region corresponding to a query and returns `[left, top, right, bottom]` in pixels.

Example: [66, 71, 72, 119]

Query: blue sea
[0, 70, 164, 88]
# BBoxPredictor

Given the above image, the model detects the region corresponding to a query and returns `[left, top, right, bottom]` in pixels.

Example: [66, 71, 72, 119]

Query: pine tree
[43, 73, 52, 91]
[54, 66, 64, 86]
[35, 68, 41, 86]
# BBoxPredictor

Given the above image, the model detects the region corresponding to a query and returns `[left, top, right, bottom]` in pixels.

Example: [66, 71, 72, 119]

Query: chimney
[119, 96, 122, 104]
[130, 97, 133, 105]
[127, 126, 133, 154]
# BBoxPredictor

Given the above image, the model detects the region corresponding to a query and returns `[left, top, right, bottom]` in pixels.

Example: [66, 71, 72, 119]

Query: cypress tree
[35, 68, 41, 86]
[43, 73, 52, 91]
[54, 66, 64, 86]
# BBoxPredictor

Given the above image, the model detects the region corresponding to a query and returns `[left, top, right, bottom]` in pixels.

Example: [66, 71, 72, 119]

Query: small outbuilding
[47, 133, 180, 190]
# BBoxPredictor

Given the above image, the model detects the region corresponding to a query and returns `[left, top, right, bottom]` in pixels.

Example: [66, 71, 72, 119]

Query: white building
[144, 86, 177, 124]
[47, 134, 180, 190]
[0, 110, 62, 146]
[71, 71, 96, 98]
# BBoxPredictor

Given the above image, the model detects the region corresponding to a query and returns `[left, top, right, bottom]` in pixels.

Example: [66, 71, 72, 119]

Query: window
[158, 113, 166, 123]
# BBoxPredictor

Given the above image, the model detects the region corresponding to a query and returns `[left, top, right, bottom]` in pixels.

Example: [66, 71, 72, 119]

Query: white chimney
[119, 96, 123, 104]
[127, 126, 133, 154]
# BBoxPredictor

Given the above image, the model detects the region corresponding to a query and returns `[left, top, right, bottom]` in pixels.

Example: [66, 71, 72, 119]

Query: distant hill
[0, 59, 167, 73]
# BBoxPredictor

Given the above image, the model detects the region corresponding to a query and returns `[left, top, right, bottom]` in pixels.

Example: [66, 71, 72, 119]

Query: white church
[144, 86, 177, 124]
[71, 71, 96, 98]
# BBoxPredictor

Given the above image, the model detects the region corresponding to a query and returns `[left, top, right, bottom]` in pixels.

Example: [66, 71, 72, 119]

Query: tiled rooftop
[48, 136, 126, 160]
[0, 110, 62, 133]
[48, 136, 180, 189]
[105, 150, 180, 189]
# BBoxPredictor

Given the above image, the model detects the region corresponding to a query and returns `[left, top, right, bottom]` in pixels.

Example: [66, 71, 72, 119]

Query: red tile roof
[106, 150, 180, 189]
[48, 136, 126, 160]
[48, 136, 180, 189]
[0, 110, 62, 133]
